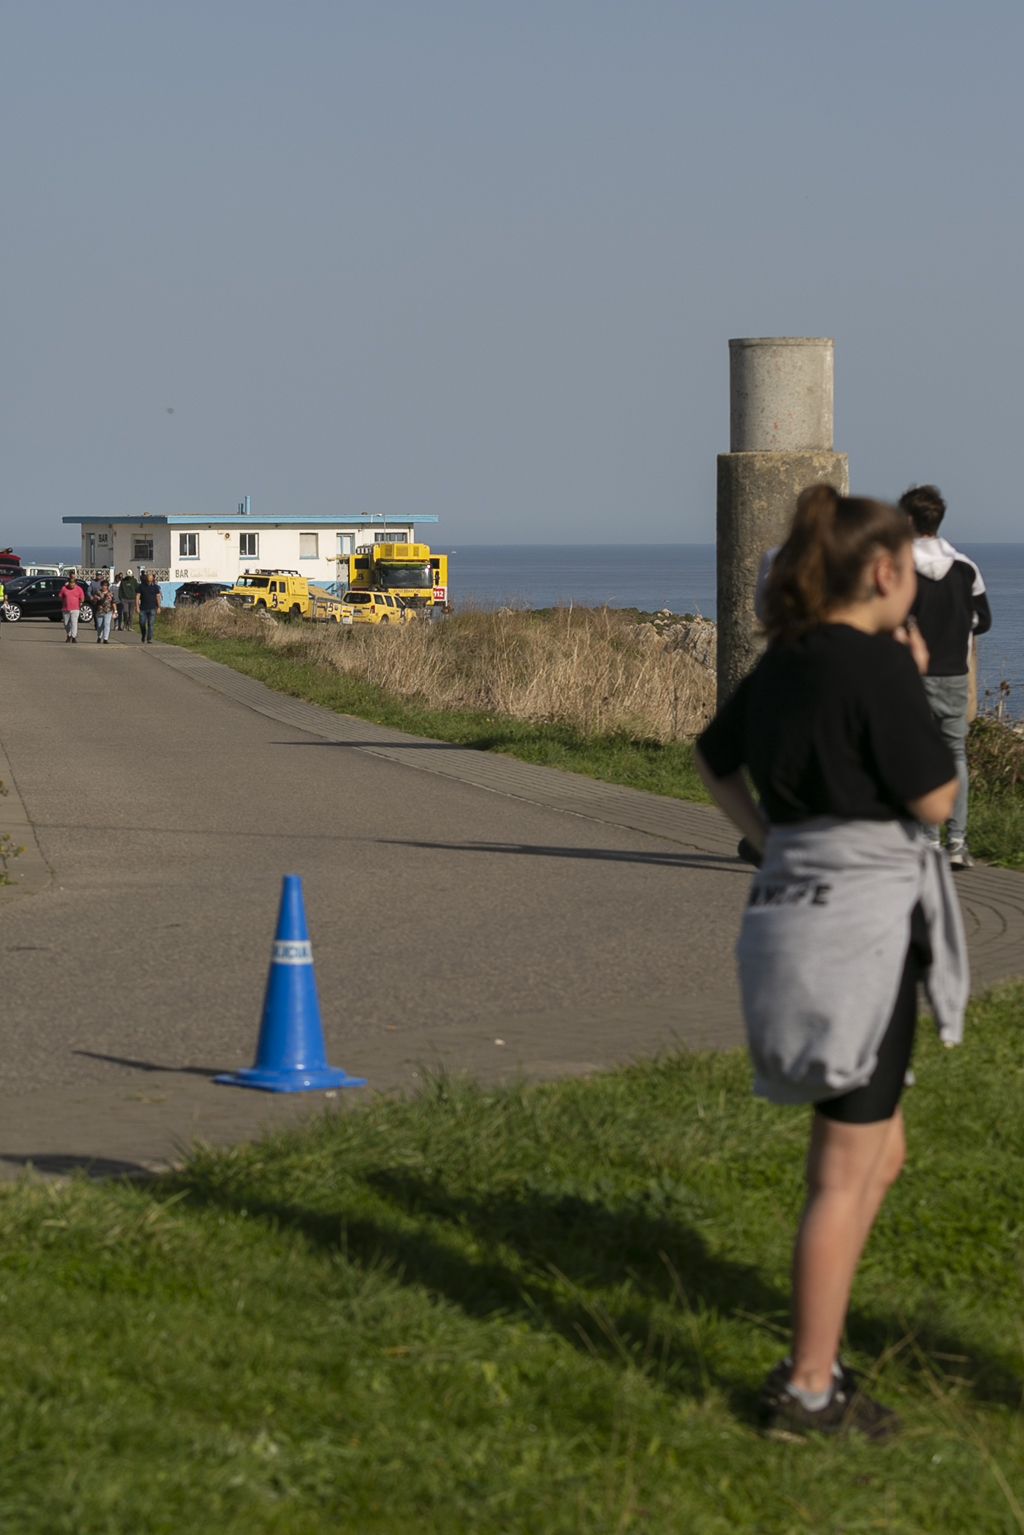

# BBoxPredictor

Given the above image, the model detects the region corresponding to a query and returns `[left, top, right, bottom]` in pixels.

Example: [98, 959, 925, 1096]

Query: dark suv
[175, 581, 230, 607]
[2, 576, 94, 625]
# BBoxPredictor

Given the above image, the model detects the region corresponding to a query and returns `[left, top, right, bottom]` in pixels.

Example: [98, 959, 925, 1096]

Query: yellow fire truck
[346, 543, 450, 611]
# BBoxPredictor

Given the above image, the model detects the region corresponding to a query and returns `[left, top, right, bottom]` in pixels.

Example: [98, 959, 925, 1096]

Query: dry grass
[173, 604, 716, 742]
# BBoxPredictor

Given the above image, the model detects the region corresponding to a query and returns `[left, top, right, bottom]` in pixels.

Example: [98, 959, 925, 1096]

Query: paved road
[0, 619, 1020, 1178]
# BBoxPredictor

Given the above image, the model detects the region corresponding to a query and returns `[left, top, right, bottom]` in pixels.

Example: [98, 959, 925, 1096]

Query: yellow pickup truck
[224, 572, 348, 622]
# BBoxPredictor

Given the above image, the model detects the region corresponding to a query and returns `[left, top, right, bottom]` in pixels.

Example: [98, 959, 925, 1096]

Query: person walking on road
[696, 484, 964, 1443]
[899, 485, 992, 870]
[87, 573, 104, 637]
[93, 580, 116, 644]
[118, 569, 137, 634]
[60, 572, 85, 643]
[136, 570, 162, 642]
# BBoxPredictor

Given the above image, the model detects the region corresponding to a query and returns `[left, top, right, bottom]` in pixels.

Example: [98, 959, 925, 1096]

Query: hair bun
[795, 483, 839, 523]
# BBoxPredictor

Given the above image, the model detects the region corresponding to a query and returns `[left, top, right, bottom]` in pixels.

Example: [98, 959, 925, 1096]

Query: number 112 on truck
[347, 543, 450, 612]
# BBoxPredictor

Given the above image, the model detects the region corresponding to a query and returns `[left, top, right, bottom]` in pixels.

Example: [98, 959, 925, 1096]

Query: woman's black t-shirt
[697, 625, 955, 823]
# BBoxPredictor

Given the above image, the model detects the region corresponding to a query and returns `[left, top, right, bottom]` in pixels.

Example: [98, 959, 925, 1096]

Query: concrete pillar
[716, 338, 848, 702]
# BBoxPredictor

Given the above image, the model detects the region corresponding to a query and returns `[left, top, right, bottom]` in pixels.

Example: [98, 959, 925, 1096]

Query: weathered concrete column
[716, 338, 849, 703]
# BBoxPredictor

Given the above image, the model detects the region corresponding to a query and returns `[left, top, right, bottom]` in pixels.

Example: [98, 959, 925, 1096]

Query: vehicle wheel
[255, 600, 267, 612]
[290, 604, 302, 619]
[80, 604, 93, 624]
[3, 603, 21, 622]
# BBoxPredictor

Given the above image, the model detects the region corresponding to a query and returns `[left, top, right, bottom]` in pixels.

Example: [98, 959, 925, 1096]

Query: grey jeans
[923, 674, 970, 846]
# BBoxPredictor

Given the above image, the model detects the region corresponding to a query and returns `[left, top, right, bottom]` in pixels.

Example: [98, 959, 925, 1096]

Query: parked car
[339, 590, 414, 625]
[2, 576, 94, 625]
[175, 581, 231, 607]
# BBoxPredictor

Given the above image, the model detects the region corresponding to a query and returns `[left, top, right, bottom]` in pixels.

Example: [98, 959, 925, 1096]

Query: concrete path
[0, 620, 1020, 1179]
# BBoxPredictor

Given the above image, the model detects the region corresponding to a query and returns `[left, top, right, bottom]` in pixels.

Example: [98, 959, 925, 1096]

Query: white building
[62, 512, 440, 606]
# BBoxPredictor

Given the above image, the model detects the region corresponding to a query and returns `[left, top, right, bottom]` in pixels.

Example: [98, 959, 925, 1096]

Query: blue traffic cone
[216, 875, 366, 1093]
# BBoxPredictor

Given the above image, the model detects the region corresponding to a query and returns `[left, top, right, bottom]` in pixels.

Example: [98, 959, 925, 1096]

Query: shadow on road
[74, 1050, 225, 1078]
[0, 1153, 157, 1179]
[271, 739, 475, 751]
[376, 838, 748, 871]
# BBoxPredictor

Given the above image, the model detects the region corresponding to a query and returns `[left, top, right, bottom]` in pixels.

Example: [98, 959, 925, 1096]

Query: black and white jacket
[911, 536, 992, 677]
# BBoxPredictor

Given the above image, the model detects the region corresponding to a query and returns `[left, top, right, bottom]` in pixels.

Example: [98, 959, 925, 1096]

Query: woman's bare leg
[789, 1109, 906, 1394]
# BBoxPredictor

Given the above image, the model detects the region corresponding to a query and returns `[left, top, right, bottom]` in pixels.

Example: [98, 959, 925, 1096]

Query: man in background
[136, 570, 162, 643]
[118, 569, 137, 633]
[899, 484, 992, 870]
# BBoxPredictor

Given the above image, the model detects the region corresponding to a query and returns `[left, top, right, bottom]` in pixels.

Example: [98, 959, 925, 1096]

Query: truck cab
[348, 543, 449, 611]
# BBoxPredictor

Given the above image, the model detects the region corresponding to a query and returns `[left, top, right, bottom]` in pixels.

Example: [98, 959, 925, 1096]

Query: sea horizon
[13, 540, 1022, 713]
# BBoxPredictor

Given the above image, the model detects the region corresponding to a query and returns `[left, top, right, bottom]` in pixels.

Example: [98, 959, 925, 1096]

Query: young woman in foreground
[696, 485, 967, 1441]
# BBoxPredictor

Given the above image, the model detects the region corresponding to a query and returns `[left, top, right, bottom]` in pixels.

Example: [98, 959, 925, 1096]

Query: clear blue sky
[4, 1, 1021, 544]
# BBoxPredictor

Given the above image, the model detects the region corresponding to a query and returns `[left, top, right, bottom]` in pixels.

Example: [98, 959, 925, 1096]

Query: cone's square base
[215, 1067, 367, 1094]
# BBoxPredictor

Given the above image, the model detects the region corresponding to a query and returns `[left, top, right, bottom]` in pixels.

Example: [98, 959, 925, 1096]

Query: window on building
[337, 532, 353, 557]
[178, 533, 199, 558]
[299, 532, 318, 560]
[240, 531, 258, 559]
[133, 537, 154, 562]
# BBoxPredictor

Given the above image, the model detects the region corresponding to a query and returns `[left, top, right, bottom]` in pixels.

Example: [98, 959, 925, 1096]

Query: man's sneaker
[758, 1360, 901, 1443]
[948, 842, 975, 871]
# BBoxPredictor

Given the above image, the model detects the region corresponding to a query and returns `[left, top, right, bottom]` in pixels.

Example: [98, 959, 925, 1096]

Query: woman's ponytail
[762, 485, 910, 643]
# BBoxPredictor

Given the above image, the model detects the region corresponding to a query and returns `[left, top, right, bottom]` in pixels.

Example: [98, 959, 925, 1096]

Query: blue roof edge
[62, 514, 440, 525]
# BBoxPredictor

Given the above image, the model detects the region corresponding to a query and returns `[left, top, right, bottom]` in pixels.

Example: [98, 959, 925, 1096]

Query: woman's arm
[906, 778, 959, 827]
[695, 748, 768, 854]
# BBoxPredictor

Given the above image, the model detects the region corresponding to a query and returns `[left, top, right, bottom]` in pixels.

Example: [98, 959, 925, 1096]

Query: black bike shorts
[816, 906, 930, 1126]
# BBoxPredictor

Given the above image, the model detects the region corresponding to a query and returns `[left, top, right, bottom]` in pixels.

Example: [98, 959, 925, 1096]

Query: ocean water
[448, 543, 1024, 717]
[18, 540, 1024, 715]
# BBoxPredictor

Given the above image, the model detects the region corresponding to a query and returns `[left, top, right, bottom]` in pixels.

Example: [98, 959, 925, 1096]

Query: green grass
[159, 621, 710, 803]
[2, 985, 1023, 1533]
[967, 718, 1024, 870]
[969, 788, 1024, 870]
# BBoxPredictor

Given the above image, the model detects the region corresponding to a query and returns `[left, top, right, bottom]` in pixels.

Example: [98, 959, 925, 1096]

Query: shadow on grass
[175, 1167, 1022, 1418]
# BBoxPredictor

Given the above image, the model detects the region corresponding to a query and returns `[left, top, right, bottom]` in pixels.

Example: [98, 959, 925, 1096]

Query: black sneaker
[759, 1360, 900, 1443]
[737, 836, 763, 869]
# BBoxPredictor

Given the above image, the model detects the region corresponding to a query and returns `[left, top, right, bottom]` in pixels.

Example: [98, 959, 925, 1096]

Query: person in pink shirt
[60, 572, 85, 643]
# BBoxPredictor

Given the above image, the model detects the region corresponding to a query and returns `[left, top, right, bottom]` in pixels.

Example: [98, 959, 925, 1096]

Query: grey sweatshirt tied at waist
[737, 819, 969, 1106]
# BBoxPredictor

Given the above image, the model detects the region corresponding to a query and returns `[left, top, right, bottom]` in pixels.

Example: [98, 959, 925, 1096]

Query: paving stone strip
[151, 642, 1024, 995]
